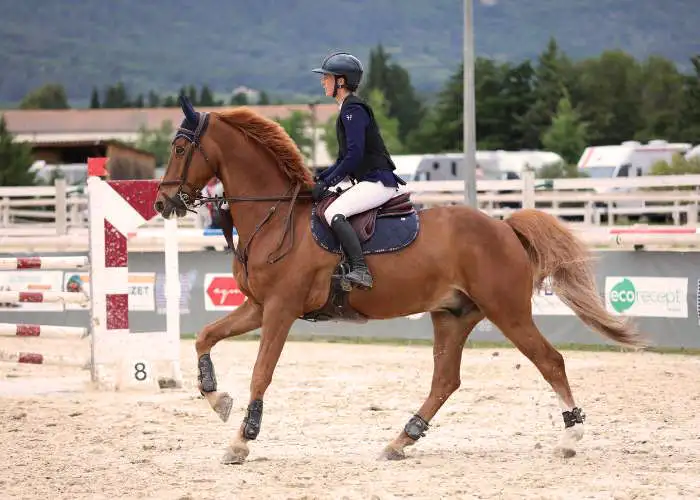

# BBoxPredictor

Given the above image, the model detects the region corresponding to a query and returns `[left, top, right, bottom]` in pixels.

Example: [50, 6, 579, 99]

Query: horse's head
[154, 95, 219, 218]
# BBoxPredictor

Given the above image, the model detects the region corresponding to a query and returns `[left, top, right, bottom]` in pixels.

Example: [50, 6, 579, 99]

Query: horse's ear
[179, 94, 198, 124]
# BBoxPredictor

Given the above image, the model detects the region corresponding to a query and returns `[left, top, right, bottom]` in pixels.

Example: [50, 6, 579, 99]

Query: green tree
[676, 55, 700, 143]
[366, 88, 404, 153]
[20, 84, 70, 109]
[103, 82, 131, 108]
[321, 116, 337, 160]
[276, 111, 313, 161]
[635, 56, 685, 142]
[320, 89, 404, 160]
[518, 37, 574, 148]
[536, 162, 587, 179]
[90, 87, 100, 108]
[541, 91, 588, 165]
[361, 45, 392, 99]
[406, 63, 463, 153]
[186, 85, 198, 105]
[230, 92, 249, 105]
[163, 95, 178, 107]
[406, 58, 534, 153]
[134, 120, 175, 165]
[199, 85, 216, 106]
[0, 115, 36, 186]
[258, 90, 270, 105]
[573, 50, 643, 144]
[147, 90, 161, 108]
[649, 154, 700, 176]
[359, 44, 424, 142]
[475, 59, 535, 149]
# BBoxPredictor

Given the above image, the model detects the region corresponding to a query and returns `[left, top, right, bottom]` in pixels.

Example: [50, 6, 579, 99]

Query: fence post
[0, 198, 8, 227]
[522, 170, 535, 209]
[687, 203, 698, 226]
[55, 178, 67, 235]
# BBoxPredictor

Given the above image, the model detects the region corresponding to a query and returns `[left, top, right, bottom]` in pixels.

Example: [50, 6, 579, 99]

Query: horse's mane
[214, 107, 314, 187]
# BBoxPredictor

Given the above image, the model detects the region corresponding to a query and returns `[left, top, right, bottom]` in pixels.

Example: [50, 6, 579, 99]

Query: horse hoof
[213, 393, 233, 423]
[222, 444, 249, 465]
[554, 424, 583, 458]
[378, 445, 406, 461]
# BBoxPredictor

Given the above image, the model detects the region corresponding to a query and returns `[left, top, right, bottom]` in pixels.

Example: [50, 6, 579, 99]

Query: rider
[311, 52, 406, 290]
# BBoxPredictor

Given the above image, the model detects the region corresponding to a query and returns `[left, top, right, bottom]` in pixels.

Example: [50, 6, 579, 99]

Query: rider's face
[321, 74, 335, 97]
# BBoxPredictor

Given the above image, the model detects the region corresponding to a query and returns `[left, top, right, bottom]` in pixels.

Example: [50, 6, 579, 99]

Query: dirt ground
[1, 337, 699, 500]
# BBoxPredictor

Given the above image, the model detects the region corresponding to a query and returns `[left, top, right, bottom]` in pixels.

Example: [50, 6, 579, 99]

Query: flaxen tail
[506, 209, 646, 348]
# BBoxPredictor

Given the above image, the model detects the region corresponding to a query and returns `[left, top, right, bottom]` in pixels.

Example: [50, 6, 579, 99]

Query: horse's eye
[175, 145, 185, 156]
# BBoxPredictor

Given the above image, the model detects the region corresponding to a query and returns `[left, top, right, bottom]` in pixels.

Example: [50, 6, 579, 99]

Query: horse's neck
[219, 164, 295, 255]
[214, 124, 303, 259]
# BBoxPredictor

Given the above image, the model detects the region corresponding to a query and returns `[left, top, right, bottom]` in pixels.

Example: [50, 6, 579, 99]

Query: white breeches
[324, 181, 401, 226]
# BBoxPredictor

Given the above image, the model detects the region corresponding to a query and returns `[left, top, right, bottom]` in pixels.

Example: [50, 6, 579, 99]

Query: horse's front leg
[196, 299, 263, 422]
[222, 299, 297, 465]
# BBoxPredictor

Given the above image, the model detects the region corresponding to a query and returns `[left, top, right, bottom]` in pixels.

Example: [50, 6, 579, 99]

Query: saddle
[315, 191, 416, 243]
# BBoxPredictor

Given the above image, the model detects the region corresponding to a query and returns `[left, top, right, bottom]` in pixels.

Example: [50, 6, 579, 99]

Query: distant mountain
[1, 0, 699, 105]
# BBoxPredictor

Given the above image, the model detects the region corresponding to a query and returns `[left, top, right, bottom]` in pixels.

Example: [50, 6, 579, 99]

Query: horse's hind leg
[380, 308, 485, 460]
[488, 309, 585, 457]
[195, 299, 263, 422]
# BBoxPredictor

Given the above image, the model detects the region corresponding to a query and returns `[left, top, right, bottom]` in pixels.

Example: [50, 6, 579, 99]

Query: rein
[198, 183, 310, 279]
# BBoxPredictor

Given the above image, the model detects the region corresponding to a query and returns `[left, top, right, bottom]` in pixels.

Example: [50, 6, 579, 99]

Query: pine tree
[258, 91, 270, 105]
[90, 87, 100, 108]
[230, 93, 249, 105]
[360, 44, 423, 142]
[147, 90, 161, 108]
[186, 85, 198, 105]
[199, 85, 216, 106]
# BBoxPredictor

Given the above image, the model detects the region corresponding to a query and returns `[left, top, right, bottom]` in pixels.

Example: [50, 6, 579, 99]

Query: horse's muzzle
[154, 195, 187, 219]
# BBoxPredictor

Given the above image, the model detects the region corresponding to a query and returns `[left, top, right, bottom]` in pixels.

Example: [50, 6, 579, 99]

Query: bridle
[157, 111, 313, 280]
[157, 112, 214, 213]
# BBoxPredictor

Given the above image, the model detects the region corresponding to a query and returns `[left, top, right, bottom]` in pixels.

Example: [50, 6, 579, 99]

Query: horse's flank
[214, 107, 316, 188]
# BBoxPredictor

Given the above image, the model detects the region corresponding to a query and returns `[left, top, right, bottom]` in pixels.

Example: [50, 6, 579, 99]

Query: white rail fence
[0, 179, 201, 237]
[3, 173, 700, 250]
[409, 172, 700, 226]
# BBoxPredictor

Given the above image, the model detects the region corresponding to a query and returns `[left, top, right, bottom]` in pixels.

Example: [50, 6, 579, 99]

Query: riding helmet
[312, 52, 364, 90]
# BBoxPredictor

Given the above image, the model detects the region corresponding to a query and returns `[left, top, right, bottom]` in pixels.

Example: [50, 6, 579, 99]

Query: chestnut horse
[154, 97, 644, 464]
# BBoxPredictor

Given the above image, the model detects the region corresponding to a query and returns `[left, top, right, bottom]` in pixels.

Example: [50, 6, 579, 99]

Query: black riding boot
[330, 214, 373, 290]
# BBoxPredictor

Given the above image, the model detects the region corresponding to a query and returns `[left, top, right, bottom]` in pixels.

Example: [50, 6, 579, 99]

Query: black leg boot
[217, 207, 235, 252]
[330, 214, 373, 290]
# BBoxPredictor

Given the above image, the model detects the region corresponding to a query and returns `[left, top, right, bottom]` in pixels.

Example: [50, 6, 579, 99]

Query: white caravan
[410, 150, 563, 182]
[576, 140, 693, 220]
[576, 140, 692, 181]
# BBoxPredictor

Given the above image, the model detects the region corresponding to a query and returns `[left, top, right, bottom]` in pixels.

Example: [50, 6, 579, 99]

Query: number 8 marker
[134, 362, 147, 381]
